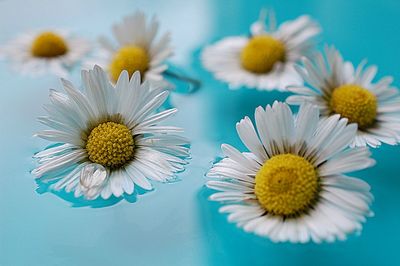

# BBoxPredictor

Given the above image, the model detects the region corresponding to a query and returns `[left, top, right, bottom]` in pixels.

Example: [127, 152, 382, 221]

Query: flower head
[207, 102, 374, 243]
[84, 11, 173, 86]
[0, 29, 90, 77]
[33, 65, 189, 201]
[202, 10, 320, 91]
[287, 45, 400, 147]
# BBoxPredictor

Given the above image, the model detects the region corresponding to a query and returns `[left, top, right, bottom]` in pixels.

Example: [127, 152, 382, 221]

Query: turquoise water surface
[1, 0, 400, 265]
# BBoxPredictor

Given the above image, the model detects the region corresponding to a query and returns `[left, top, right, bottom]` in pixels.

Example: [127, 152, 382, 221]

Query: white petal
[236, 116, 267, 163]
[319, 147, 375, 176]
[125, 162, 153, 190]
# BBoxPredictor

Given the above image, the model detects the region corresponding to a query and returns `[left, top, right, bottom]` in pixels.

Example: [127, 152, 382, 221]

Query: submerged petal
[79, 164, 108, 200]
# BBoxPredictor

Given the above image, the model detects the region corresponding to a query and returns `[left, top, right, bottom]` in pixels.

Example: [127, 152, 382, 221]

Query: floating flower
[0, 29, 90, 77]
[33, 65, 189, 200]
[287, 46, 400, 147]
[201, 10, 320, 91]
[84, 11, 173, 86]
[207, 102, 374, 243]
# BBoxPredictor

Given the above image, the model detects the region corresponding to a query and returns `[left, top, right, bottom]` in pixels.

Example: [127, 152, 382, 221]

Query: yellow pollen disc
[31, 32, 68, 58]
[255, 154, 319, 217]
[109, 46, 149, 82]
[240, 35, 286, 74]
[86, 122, 134, 168]
[330, 84, 377, 129]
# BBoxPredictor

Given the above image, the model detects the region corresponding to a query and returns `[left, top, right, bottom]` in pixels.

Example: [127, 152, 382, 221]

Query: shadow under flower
[35, 178, 151, 208]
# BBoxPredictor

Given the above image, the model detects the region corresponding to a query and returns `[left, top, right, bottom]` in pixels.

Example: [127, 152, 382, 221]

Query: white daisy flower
[0, 29, 90, 77]
[84, 10, 173, 86]
[206, 102, 375, 243]
[33, 65, 189, 201]
[287, 46, 400, 147]
[201, 10, 321, 91]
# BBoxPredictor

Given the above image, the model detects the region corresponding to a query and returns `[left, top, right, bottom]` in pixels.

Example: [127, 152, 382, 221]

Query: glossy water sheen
[1, 0, 400, 265]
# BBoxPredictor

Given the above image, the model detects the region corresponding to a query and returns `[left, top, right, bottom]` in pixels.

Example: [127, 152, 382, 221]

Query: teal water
[1, 0, 400, 265]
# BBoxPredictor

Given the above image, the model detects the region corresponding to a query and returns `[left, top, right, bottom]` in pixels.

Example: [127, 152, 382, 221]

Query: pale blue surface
[1, 0, 400, 265]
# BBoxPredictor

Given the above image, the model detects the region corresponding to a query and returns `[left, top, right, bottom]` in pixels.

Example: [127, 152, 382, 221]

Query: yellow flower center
[255, 154, 319, 217]
[109, 46, 149, 82]
[330, 84, 377, 129]
[240, 35, 286, 74]
[85, 122, 134, 168]
[31, 32, 68, 58]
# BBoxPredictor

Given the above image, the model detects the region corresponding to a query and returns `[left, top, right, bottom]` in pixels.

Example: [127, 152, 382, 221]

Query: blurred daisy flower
[84, 10, 173, 86]
[207, 102, 374, 243]
[0, 29, 90, 77]
[287, 46, 400, 147]
[201, 10, 320, 91]
[33, 65, 189, 201]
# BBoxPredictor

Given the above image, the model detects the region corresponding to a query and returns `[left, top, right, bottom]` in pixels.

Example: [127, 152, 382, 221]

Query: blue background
[1, 0, 400, 265]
